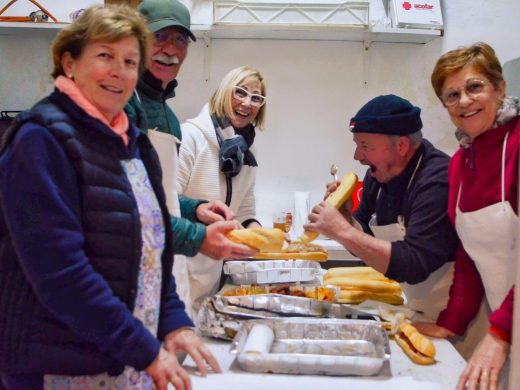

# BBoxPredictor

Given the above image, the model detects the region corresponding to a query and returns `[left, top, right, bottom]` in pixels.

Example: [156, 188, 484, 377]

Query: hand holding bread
[300, 172, 358, 243]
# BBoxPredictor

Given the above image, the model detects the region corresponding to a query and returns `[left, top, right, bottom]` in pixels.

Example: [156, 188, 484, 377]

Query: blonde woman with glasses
[177, 66, 267, 314]
[416, 42, 518, 390]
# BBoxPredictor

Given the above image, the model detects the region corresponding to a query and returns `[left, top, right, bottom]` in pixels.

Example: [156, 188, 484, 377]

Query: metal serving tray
[223, 260, 321, 284]
[231, 318, 390, 376]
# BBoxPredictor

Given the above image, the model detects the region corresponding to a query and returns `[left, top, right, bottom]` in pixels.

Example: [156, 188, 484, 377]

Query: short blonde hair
[51, 5, 151, 79]
[431, 42, 504, 103]
[209, 66, 267, 129]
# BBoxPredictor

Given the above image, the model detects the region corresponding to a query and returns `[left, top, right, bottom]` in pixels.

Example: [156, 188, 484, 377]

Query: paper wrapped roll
[243, 324, 275, 354]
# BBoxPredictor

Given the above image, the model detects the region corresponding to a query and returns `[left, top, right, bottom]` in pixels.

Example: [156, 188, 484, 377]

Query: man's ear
[398, 136, 411, 157]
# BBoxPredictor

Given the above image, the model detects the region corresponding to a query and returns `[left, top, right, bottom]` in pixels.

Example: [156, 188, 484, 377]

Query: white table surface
[179, 336, 466, 390]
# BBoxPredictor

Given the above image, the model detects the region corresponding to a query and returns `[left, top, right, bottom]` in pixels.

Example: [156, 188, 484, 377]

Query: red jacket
[437, 116, 519, 342]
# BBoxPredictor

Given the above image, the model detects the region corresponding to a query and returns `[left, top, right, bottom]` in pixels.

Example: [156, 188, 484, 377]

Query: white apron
[147, 129, 192, 316]
[368, 154, 454, 321]
[454, 131, 517, 311]
[454, 131, 516, 389]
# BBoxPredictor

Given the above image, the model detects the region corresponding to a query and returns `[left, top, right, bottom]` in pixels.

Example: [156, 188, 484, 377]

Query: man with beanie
[305, 94, 457, 320]
[126, 0, 257, 313]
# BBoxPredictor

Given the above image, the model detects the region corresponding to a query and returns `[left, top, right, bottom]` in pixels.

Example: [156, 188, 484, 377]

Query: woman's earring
[67, 74, 73, 79]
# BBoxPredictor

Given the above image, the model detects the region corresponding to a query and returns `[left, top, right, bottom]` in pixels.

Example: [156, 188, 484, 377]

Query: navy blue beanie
[349, 94, 422, 135]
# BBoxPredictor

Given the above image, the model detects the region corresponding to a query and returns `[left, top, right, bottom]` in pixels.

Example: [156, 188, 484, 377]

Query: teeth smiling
[462, 110, 479, 118]
[235, 110, 249, 117]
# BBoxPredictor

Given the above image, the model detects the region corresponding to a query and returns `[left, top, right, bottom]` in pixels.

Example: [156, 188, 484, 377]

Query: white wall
[1, 0, 520, 224]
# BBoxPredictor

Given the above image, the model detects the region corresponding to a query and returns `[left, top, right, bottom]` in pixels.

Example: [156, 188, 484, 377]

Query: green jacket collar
[137, 70, 178, 102]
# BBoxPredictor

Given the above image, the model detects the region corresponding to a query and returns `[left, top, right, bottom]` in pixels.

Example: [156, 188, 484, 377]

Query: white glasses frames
[232, 85, 266, 107]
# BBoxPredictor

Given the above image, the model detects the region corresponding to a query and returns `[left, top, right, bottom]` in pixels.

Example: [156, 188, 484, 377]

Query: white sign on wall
[389, 0, 443, 29]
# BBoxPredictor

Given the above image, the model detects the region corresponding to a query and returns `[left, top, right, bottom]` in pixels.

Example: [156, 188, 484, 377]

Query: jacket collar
[137, 70, 178, 101]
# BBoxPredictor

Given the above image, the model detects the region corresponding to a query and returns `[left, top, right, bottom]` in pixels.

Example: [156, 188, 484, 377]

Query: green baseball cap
[138, 0, 196, 41]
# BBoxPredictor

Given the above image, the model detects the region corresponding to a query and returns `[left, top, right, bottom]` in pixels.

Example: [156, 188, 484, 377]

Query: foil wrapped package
[231, 318, 390, 376]
[223, 260, 322, 284]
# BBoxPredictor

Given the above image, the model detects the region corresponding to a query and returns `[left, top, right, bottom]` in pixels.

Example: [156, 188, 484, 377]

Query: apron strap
[457, 130, 510, 208]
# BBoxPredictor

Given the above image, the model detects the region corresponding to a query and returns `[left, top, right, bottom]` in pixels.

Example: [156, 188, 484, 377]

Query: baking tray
[219, 284, 338, 317]
[231, 318, 390, 376]
[223, 260, 321, 284]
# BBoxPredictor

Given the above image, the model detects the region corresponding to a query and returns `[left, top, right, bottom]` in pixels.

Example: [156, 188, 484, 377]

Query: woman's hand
[456, 332, 510, 390]
[145, 347, 191, 390]
[164, 328, 222, 377]
[413, 322, 455, 339]
[196, 200, 235, 224]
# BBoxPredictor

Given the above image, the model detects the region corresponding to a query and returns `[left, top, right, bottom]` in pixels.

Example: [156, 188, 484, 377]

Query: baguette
[226, 227, 285, 252]
[253, 241, 328, 261]
[324, 266, 387, 282]
[325, 276, 402, 294]
[253, 251, 327, 261]
[395, 322, 436, 365]
[300, 172, 359, 243]
[338, 289, 404, 305]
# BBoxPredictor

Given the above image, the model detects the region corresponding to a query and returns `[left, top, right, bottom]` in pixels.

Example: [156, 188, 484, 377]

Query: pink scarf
[55, 76, 129, 145]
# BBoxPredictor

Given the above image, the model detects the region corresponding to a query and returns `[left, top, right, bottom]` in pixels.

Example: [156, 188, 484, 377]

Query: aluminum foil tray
[219, 284, 338, 317]
[231, 318, 390, 376]
[196, 296, 285, 341]
[223, 260, 321, 284]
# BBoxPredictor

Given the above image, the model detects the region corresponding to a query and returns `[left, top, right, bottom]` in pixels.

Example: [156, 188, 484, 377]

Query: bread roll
[395, 322, 436, 365]
[338, 289, 404, 305]
[227, 227, 285, 252]
[300, 172, 359, 243]
[325, 276, 402, 294]
[253, 241, 328, 261]
[324, 266, 387, 281]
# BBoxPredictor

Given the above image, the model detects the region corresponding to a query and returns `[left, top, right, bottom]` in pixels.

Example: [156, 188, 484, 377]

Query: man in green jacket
[125, 0, 256, 291]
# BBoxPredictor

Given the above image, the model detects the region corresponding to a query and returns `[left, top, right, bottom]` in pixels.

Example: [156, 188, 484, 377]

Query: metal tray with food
[230, 318, 390, 376]
[218, 284, 338, 317]
[223, 260, 322, 284]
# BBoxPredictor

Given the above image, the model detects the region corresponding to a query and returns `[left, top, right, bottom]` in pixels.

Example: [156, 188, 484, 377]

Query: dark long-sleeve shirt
[354, 139, 457, 284]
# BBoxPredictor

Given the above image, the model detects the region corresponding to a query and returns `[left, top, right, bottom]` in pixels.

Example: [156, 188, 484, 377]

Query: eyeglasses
[232, 86, 266, 107]
[154, 30, 190, 50]
[440, 79, 489, 107]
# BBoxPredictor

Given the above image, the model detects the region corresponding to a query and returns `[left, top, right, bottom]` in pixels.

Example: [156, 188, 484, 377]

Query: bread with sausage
[395, 322, 436, 365]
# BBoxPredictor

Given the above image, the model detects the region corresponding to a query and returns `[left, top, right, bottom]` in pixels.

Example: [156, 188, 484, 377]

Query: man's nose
[353, 147, 363, 161]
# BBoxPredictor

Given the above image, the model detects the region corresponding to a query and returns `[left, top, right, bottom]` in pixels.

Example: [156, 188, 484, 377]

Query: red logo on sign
[402, 1, 412, 10]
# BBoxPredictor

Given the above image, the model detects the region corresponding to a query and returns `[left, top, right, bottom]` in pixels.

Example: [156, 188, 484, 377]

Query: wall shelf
[192, 23, 441, 45]
[0, 21, 67, 36]
[0, 20, 441, 46]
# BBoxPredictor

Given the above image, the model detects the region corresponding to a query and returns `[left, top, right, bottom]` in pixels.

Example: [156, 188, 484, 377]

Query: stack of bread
[324, 266, 403, 305]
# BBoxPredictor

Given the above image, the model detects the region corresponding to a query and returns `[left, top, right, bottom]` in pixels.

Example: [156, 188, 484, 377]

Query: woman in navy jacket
[0, 5, 219, 390]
